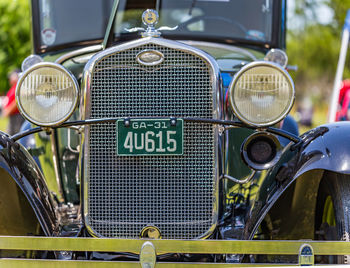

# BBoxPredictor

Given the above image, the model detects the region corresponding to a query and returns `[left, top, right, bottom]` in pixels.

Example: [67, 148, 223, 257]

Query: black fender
[17, 120, 43, 171]
[0, 131, 58, 236]
[245, 122, 350, 239]
[293, 121, 350, 176]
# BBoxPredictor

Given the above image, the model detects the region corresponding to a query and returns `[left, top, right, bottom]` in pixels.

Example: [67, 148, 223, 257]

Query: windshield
[35, 0, 278, 52]
[116, 0, 273, 42]
[36, 0, 113, 47]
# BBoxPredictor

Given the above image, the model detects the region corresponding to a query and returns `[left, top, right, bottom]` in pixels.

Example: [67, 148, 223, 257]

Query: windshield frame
[31, 0, 286, 55]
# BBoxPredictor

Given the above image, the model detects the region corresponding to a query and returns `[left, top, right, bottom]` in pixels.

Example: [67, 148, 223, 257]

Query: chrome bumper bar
[0, 236, 349, 266]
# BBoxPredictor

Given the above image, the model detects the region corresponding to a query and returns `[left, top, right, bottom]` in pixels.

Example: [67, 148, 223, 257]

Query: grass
[0, 117, 8, 133]
[291, 103, 329, 135]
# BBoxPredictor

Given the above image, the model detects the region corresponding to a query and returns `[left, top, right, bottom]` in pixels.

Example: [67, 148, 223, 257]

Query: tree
[0, 0, 31, 94]
[286, 0, 350, 101]
[327, 0, 350, 28]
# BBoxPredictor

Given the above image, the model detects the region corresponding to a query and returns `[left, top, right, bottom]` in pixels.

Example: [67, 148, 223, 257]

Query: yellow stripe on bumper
[0, 236, 347, 255]
[1, 236, 350, 266]
[0, 259, 300, 267]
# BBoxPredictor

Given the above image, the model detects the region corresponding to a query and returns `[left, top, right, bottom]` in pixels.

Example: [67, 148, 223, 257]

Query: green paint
[34, 132, 62, 201]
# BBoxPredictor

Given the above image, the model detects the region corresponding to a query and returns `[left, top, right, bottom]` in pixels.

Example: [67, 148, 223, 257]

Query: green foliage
[327, 0, 350, 28]
[287, 25, 339, 82]
[293, 0, 320, 22]
[286, 0, 350, 101]
[0, 0, 31, 94]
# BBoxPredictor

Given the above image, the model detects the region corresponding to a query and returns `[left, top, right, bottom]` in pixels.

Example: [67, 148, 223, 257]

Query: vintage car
[2, 0, 350, 265]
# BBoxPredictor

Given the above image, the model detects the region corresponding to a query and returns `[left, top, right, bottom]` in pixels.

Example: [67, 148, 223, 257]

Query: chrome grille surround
[81, 37, 221, 239]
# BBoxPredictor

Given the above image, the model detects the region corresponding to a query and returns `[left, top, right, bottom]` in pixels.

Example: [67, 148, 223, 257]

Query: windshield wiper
[102, 0, 120, 49]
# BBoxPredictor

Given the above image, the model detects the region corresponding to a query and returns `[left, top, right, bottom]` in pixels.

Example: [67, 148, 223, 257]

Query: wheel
[315, 172, 350, 264]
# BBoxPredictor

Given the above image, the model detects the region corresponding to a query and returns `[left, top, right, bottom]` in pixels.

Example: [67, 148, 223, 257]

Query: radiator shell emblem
[140, 226, 162, 239]
[136, 50, 164, 66]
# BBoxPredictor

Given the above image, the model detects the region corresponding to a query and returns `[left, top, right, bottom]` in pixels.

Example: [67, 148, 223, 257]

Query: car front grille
[85, 42, 217, 239]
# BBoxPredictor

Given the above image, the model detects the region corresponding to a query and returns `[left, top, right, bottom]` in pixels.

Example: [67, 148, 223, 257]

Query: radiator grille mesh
[86, 43, 216, 239]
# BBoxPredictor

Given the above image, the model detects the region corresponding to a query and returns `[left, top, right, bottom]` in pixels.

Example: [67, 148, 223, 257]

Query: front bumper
[0, 236, 348, 266]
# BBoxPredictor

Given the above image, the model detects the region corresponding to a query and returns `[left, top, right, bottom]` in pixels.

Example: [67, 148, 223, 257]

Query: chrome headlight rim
[229, 61, 295, 127]
[241, 131, 282, 171]
[16, 62, 79, 127]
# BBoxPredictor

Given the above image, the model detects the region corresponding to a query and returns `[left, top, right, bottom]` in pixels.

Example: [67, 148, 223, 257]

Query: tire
[315, 172, 350, 264]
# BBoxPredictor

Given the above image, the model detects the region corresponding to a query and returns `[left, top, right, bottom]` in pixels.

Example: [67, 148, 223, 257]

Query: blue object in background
[221, 72, 233, 89]
[344, 9, 350, 31]
[19, 120, 42, 170]
[279, 115, 299, 146]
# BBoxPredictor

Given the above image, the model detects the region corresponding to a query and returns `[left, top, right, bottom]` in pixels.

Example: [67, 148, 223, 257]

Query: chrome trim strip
[181, 40, 257, 61]
[55, 45, 103, 65]
[15, 62, 80, 127]
[102, 0, 120, 49]
[81, 37, 222, 239]
[222, 170, 257, 184]
[11, 117, 301, 144]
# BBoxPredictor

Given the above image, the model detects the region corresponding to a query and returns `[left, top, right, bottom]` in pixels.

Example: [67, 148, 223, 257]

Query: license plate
[117, 119, 183, 156]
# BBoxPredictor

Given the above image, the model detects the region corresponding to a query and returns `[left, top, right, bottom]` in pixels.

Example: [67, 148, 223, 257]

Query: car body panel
[0, 132, 58, 236]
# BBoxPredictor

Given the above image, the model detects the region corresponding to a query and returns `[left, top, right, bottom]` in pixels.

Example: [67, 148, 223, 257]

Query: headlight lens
[16, 63, 79, 127]
[229, 62, 294, 127]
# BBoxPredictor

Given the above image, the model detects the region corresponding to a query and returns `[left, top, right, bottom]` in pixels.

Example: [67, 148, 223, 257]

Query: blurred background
[0, 0, 349, 133]
[287, 0, 350, 133]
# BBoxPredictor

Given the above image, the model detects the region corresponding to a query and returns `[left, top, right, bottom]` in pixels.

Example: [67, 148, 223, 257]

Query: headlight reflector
[229, 62, 294, 127]
[16, 63, 79, 126]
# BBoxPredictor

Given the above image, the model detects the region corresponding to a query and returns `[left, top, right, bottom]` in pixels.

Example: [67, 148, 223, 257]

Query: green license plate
[117, 119, 183, 156]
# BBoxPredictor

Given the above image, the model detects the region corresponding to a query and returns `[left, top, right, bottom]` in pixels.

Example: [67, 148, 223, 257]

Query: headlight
[16, 62, 79, 127]
[229, 62, 294, 127]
